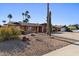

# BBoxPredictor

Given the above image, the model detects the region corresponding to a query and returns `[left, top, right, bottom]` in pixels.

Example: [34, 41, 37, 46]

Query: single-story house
[4, 22, 47, 33]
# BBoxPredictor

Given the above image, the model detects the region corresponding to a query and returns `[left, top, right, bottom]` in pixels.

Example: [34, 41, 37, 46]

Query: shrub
[0, 26, 21, 41]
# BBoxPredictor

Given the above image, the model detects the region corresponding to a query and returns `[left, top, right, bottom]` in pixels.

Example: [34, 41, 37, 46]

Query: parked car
[72, 30, 79, 32]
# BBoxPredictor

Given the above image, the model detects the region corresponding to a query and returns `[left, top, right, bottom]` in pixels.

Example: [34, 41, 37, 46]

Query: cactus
[47, 3, 52, 36]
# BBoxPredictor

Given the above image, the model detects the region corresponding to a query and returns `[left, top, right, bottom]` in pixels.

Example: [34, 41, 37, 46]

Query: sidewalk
[43, 44, 79, 56]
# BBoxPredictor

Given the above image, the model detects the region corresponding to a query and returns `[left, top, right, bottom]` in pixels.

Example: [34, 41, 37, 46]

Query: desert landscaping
[0, 33, 70, 56]
[0, 3, 79, 56]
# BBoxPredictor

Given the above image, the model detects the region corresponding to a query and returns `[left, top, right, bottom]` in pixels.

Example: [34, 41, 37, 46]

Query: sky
[0, 3, 79, 25]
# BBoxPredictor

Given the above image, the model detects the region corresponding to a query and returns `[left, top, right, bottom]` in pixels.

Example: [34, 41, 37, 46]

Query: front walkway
[43, 44, 79, 56]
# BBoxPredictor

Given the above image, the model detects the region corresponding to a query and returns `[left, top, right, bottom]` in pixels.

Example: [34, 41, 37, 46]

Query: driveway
[52, 32, 79, 41]
[43, 32, 79, 56]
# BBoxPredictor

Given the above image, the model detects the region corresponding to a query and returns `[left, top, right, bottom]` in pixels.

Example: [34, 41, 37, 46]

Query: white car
[72, 30, 79, 32]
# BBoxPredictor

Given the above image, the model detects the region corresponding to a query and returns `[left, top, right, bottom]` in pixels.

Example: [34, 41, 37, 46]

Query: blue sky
[0, 3, 79, 25]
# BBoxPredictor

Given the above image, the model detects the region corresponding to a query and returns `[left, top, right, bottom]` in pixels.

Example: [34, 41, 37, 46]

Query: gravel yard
[0, 33, 70, 56]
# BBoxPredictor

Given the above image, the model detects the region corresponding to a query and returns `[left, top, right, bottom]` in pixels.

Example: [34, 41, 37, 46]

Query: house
[61, 27, 66, 32]
[52, 25, 61, 32]
[4, 22, 47, 33]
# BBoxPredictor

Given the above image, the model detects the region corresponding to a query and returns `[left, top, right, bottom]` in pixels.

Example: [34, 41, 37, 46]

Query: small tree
[7, 14, 12, 22]
[73, 24, 79, 29]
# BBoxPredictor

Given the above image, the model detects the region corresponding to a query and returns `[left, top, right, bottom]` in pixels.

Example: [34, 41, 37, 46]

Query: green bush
[0, 26, 21, 41]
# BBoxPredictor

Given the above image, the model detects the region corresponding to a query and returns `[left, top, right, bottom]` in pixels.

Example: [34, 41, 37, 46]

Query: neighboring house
[4, 22, 47, 33]
[61, 27, 66, 32]
[61, 26, 72, 32]
[52, 25, 61, 32]
[61, 26, 67, 32]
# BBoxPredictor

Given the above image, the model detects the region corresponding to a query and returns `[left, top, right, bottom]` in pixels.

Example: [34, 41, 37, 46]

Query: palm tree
[22, 13, 25, 20]
[25, 11, 29, 14]
[23, 19, 29, 23]
[25, 11, 29, 18]
[2, 20, 6, 25]
[22, 11, 31, 23]
[7, 14, 12, 22]
[27, 15, 31, 19]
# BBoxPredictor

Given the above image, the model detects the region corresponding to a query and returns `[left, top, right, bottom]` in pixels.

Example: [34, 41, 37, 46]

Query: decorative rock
[30, 33, 35, 36]
[36, 39, 42, 42]
[22, 36, 30, 42]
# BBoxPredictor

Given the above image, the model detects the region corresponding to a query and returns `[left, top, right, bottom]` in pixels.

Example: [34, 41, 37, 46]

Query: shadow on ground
[52, 32, 63, 34]
[0, 40, 28, 52]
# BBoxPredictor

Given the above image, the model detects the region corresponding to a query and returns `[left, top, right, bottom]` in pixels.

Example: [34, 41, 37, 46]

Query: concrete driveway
[52, 32, 79, 41]
[43, 32, 79, 56]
